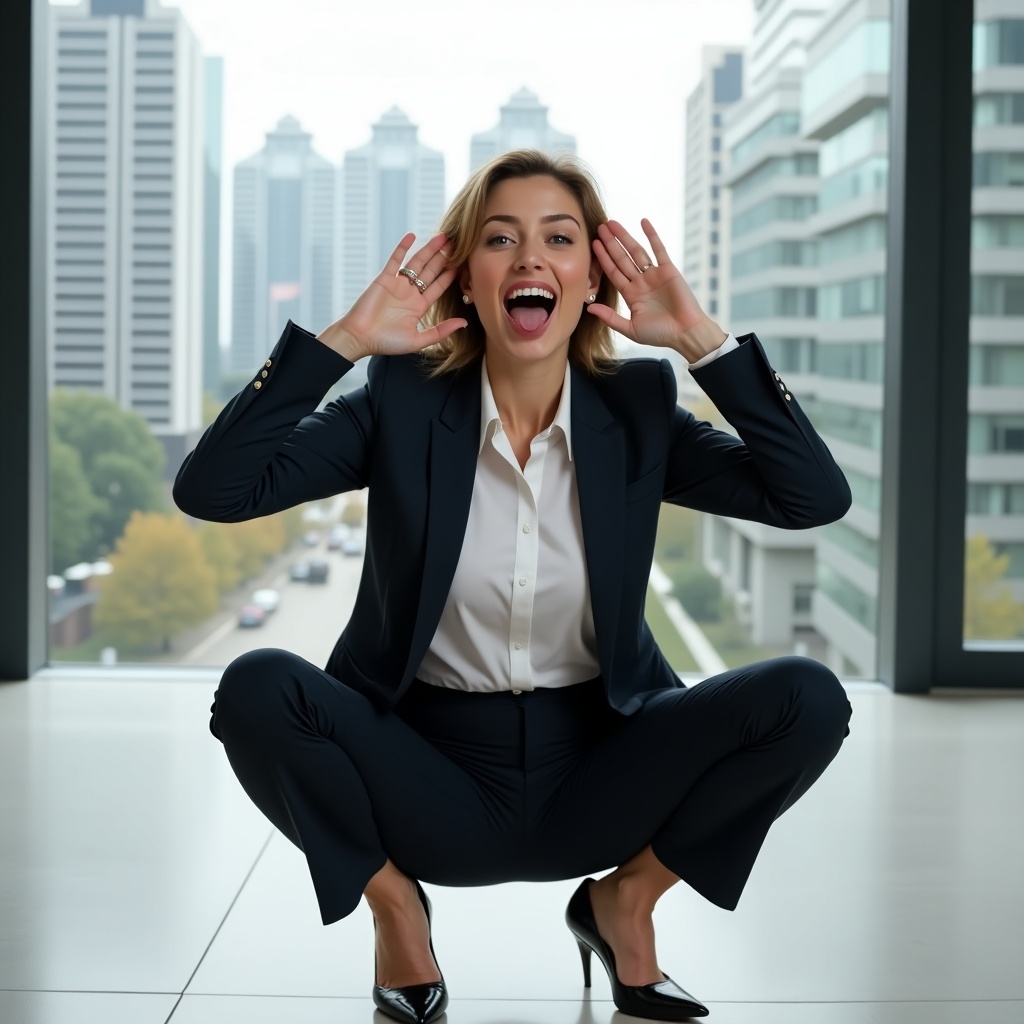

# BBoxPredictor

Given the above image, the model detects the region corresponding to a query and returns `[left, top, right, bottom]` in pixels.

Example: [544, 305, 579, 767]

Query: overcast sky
[54, 0, 755, 340]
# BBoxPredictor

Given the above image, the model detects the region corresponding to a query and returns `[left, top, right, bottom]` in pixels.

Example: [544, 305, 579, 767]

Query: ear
[587, 255, 602, 296]
[459, 267, 472, 300]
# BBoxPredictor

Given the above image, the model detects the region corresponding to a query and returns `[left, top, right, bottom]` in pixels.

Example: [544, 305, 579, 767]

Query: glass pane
[44, 0, 761, 670]
[964, 0, 1024, 648]
[662, 0, 892, 679]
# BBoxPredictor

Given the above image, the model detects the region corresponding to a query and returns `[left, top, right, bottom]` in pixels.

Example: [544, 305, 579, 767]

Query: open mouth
[503, 285, 556, 335]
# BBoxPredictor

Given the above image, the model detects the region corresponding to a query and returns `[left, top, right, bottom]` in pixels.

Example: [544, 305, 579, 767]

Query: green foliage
[670, 562, 722, 622]
[964, 533, 1024, 639]
[655, 504, 698, 564]
[341, 497, 366, 528]
[95, 511, 218, 653]
[49, 436, 101, 572]
[50, 391, 166, 562]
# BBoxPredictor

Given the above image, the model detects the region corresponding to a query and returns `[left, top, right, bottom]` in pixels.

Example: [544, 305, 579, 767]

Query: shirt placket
[491, 428, 548, 693]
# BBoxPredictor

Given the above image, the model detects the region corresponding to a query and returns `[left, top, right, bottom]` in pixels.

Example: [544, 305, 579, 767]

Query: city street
[180, 542, 365, 670]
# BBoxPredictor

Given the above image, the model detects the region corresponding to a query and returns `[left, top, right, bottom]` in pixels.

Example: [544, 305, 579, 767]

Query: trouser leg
[532, 656, 852, 909]
[211, 648, 520, 924]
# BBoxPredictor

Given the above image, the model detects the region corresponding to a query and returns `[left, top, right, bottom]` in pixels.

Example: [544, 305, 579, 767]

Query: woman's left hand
[588, 219, 725, 362]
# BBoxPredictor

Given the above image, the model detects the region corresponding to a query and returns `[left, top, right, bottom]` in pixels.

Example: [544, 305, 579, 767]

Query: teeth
[507, 287, 555, 301]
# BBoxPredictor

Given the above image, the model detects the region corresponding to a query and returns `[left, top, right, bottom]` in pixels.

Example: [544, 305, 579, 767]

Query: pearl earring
[462, 294, 472, 305]
[587, 293, 596, 303]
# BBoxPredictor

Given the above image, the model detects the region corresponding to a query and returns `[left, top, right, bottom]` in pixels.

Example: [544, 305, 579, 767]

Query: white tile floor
[1, 672, 1023, 1024]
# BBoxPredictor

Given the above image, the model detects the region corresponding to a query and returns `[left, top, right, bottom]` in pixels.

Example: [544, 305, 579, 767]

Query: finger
[418, 243, 454, 286]
[419, 265, 458, 306]
[586, 302, 637, 342]
[382, 233, 416, 277]
[597, 222, 651, 280]
[415, 316, 469, 348]
[601, 220, 651, 270]
[592, 238, 634, 293]
[404, 232, 449, 276]
[641, 219, 671, 268]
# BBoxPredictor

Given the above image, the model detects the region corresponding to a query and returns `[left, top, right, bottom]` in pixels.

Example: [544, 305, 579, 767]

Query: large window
[964, 5, 1024, 648]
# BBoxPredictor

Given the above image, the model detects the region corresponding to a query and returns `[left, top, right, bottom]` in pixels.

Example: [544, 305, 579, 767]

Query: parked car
[307, 558, 330, 583]
[237, 604, 267, 628]
[326, 524, 350, 551]
[250, 588, 280, 613]
[340, 535, 364, 557]
[303, 530, 322, 548]
[290, 560, 311, 581]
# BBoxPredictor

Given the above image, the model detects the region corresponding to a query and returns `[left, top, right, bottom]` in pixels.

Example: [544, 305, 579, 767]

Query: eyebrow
[481, 213, 582, 229]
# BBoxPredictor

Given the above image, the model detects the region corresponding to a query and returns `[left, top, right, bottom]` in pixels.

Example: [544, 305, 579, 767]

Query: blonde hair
[421, 150, 619, 376]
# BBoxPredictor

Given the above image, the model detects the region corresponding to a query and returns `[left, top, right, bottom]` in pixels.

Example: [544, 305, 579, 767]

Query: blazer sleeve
[173, 320, 383, 522]
[660, 332, 852, 529]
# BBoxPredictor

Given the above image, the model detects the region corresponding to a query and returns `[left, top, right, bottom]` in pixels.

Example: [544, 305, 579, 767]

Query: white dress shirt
[417, 334, 737, 692]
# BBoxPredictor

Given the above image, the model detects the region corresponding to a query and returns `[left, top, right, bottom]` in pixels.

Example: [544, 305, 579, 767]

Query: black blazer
[174, 321, 851, 715]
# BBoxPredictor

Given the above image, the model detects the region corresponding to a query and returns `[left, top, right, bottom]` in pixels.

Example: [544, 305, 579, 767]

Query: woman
[174, 149, 853, 1023]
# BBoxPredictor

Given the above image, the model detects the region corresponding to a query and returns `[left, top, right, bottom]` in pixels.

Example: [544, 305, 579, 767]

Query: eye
[550, 233, 574, 245]
[485, 233, 514, 246]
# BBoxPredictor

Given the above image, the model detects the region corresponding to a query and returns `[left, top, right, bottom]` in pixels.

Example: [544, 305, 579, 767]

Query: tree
[341, 497, 366, 528]
[222, 516, 287, 581]
[95, 511, 218, 653]
[197, 521, 244, 593]
[50, 391, 166, 556]
[964, 533, 1024, 640]
[49, 436, 101, 572]
[671, 563, 722, 622]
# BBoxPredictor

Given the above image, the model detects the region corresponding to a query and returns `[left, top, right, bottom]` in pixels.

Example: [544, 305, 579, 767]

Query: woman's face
[461, 175, 600, 369]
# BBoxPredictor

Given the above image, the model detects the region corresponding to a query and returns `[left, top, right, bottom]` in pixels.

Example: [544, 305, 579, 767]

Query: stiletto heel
[372, 879, 448, 1024]
[565, 877, 709, 1021]
[576, 938, 593, 987]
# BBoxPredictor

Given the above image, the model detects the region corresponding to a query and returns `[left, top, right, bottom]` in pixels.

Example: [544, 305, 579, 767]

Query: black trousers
[212, 650, 852, 926]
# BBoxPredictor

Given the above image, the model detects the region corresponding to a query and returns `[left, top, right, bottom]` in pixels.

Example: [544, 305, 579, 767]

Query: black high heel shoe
[565, 877, 709, 1021]
[372, 879, 448, 1024]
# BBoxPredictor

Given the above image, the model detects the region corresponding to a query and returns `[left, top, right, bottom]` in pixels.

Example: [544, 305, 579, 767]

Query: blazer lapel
[404, 363, 481, 685]
[570, 365, 625, 677]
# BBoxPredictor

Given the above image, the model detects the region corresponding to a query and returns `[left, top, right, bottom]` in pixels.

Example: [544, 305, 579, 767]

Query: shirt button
[522, 524, 531, 533]
[519, 577, 527, 586]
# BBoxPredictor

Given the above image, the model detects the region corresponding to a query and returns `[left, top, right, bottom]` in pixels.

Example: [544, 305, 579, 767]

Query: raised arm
[173, 232, 467, 523]
[661, 343, 851, 528]
[588, 216, 850, 528]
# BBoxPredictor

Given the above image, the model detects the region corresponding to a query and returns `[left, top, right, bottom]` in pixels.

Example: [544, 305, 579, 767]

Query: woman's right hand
[316, 232, 467, 361]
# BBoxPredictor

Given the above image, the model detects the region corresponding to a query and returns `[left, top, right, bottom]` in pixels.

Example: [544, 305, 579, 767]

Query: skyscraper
[230, 115, 336, 373]
[469, 88, 576, 170]
[46, 0, 206, 467]
[709, 0, 1024, 671]
[684, 47, 744, 324]
[338, 107, 445, 313]
[202, 54, 223, 401]
[702, 0, 831, 650]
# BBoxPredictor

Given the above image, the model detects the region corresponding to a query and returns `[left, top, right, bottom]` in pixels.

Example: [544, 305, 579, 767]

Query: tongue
[509, 305, 549, 332]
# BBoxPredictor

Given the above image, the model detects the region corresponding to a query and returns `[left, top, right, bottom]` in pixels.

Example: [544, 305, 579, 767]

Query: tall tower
[469, 88, 576, 171]
[698, 0, 832, 650]
[230, 115, 336, 372]
[46, 0, 206, 466]
[338, 107, 445, 313]
[684, 47, 744, 321]
[202, 54, 223, 400]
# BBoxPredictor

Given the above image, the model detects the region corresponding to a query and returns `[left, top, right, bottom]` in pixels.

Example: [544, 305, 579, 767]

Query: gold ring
[398, 267, 419, 283]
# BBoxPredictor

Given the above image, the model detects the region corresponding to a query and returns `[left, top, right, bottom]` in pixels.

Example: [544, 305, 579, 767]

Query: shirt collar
[479, 358, 573, 461]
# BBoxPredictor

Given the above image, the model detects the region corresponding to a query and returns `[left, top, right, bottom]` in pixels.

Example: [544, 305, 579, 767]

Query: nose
[515, 235, 546, 271]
